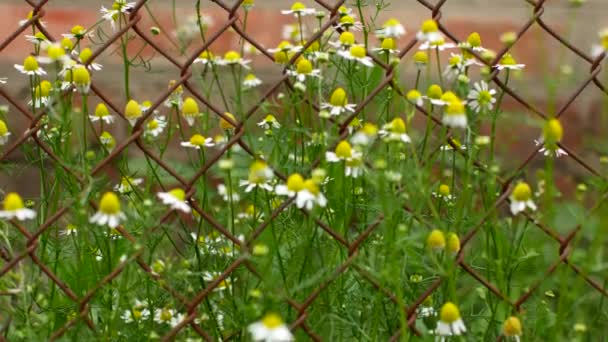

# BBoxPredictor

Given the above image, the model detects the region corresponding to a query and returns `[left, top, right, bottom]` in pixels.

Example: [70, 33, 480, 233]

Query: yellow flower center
[426, 229, 446, 250]
[500, 54, 517, 66]
[189, 134, 207, 146]
[47, 44, 65, 60]
[384, 18, 401, 28]
[503, 316, 522, 336]
[248, 160, 270, 183]
[543, 118, 563, 144]
[339, 31, 355, 46]
[23, 56, 39, 71]
[427, 84, 443, 99]
[602, 35, 608, 50]
[303, 179, 320, 195]
[100, 131, 115, 147]
[340, 16, 355, 26]
[220, 112, 236, 130]
[439, 184, 450, 196]
[329, 88, 347, 107]
[390, 118, 406, 134]
[406, 89, 422, 102]
[99, 192, 120, 214]
[34, 32, 46, 41]
[159, 309, 172, 322]
[182, 97, 199, 116]
[361, 123, 378, 136]
[445, 101, 465, 116]
[132, 309, 142, 320]
[448, 54, 462, 66]
[264, 114, 276, 123]
[287, 173, 305, 192]
[0, 120, 8, 136]
[349, 45, 367, 58]
[125, 100, 142, 120]
[73, 66, 90, 85]
[441, 91, 459, 104]
[3, 192, 25, 211]
[296, 58, 313, 74]
[261, 313, 283, 329]
[245, 73, 257, 81]
[381, 38, 396, 50]
[169, 188, 186, 201]
[440, 302, 461, 323]
[71, 25, 85, 35]
[421, 19, 438, 33]
[446, 233, 460, 254]
[291, 2, 306, 11]
[61, 37, 73, 51]
[95, 103, 110, 117]
[335, 141, 352, 159]
[467, 32, 482, 47]
[80, 48, 93, 63]
[224, 50, 241, 62]
[414, 51, 429, 64]
[512, 182, 532, 201]
[199, 50, 214, 60]
[147, 119, 159, 130]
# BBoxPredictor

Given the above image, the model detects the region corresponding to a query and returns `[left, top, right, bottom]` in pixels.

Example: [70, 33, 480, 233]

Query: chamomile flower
[446, 233, 461, 255]
[503, 316, 523, 341]
[336, 15, 364, 31]
[25, 32, 48, 46]
[14, 55, 46, 76]
[101, 1, 136, 31]
[351, 123, 378, 146]
[337, 45, 374, 67]
[157, 188, 191, 213]
[121, 303, 150, 324]
[413, 51, 429, 70]
[406, 89, 424, 107]
[243, 73, 262, 89]
[78, 48, 103, 71]
[496, 53, 525, 71]
[0, 120, 11, 145]
[437, 302, 467, 337]
[217, 50, 251, 69]
[416, 19, 443, 43]
[28, 80, 52, 108]
[326, 141, 364, 178]
[181, 134, 215, 149]
[467, 81, 496, 113]
[0, 192, 36, 221]
[89, 103, 115, 124]
[154, 308, 184, 327]
[72, 65, 91, 94]
[202, 271, 233, 292]
[268, 41, 302, 54]
[379, 117, 411, 143]
[37, 43, 70, 64]
[257, 114, 281, 130]
[275, 174, 327, 210]
[100, 131, 116, 151]
[432, 184, 454, 202]
[281, 2, 316, 17]
[591, 28, 608, 59]
[536, 118, 567, 157]
[509, 182, 536, 215]
[194, 50, 217, 65]
[425, 84, 446, 106]
[220, 112, 237, 131]
[62, 25, 91, 40]
[239, 160, 274, 192]
[460, 32, 486, 52]
[248, 313, 293, 342]
[114, 176, 143, 194]
[329, 31, 356, 50]
[419, 37, 456, 51]
[442, 100, 467, 128]
[426, 229, 446, 251]
[90, 192, 126, 228]
[124, 100, 142, 126]
[60, 223, 78, 236]
[181, 97, 201, 126]
[373, 37, 399, 55]
[321, 87, 356, 117]
[375, 18, 406, 38]
[286, 58, 321, 82]
[144, 116, 166, 137]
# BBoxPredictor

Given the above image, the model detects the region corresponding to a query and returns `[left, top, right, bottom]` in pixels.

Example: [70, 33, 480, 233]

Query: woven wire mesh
[1, 0, 607, 340]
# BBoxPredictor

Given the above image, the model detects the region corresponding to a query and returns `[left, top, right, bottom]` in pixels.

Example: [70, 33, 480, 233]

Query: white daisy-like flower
[157, 188, 191, 213]
[25, 32, 48, 46]
[243, 73, 262, 89]
[14, 56, 46, 76]
[154, 308, 184, 327]
[372, 37, 400, 55]
[378, 117, 411, 143]
[144, 116, 167, 137]
[257, 114, 281, 130]
[0, 192, 36, 221]
[419, 38, 456, 51]
[239, 160, 274, 193]
[99, 131, 116, 151]
[202, 271, 233, 292]
[114, 176, 143, 194]
[181, 97, 201, 126]
[351, 123, 378, 146]
[89, 103, 115, 125]
[281, 2, 316, 16]
[320, 88, 356, 117]
[217, 50, 251, 69]
[267, 41, 303, 54]
[121, 300, 150, 323]
[442, 100, 468, 129]
[193, 50, 217, 65]
[432, 184, 454, 202]
[163, 81, 184, 110]
[467, 81, 497, 113]
[495, 53, 525, 71]
[275, 174, 327, 210]
[416, 19, 444, 43]
[375, 18, 406, 38]
[406, 89, 424, 107]
[436, 302, 467, 338]
[536, 118, 567, 157]
[534, 138, 567, 157]
[286, 58, 321, 82]
[37, 43, 71, 64]
[325, 141, 364, 178]
[217, 184, 240, 202]
[60, 223, 78, 237]
[328, 31, 357, 50]
[62, 25, 93, 40]
[100, 1, 136, 31]
[180, 134, 215, 150]
[337, 45, 374, 67]
[248, 313, 294, 342]
[503, 316, 523, 342]
[77, 48, 103, 71]
[335, 15, 364, 31]
[89, 192, 126, 228]
[509, 182, 537, 215]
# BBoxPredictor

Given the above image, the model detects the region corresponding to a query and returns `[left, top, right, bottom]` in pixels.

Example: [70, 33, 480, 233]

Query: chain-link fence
[1, 0, 607, 340]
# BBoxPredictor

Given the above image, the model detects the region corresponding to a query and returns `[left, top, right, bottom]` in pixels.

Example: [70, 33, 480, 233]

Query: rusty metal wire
[1, 0, 607, 340]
